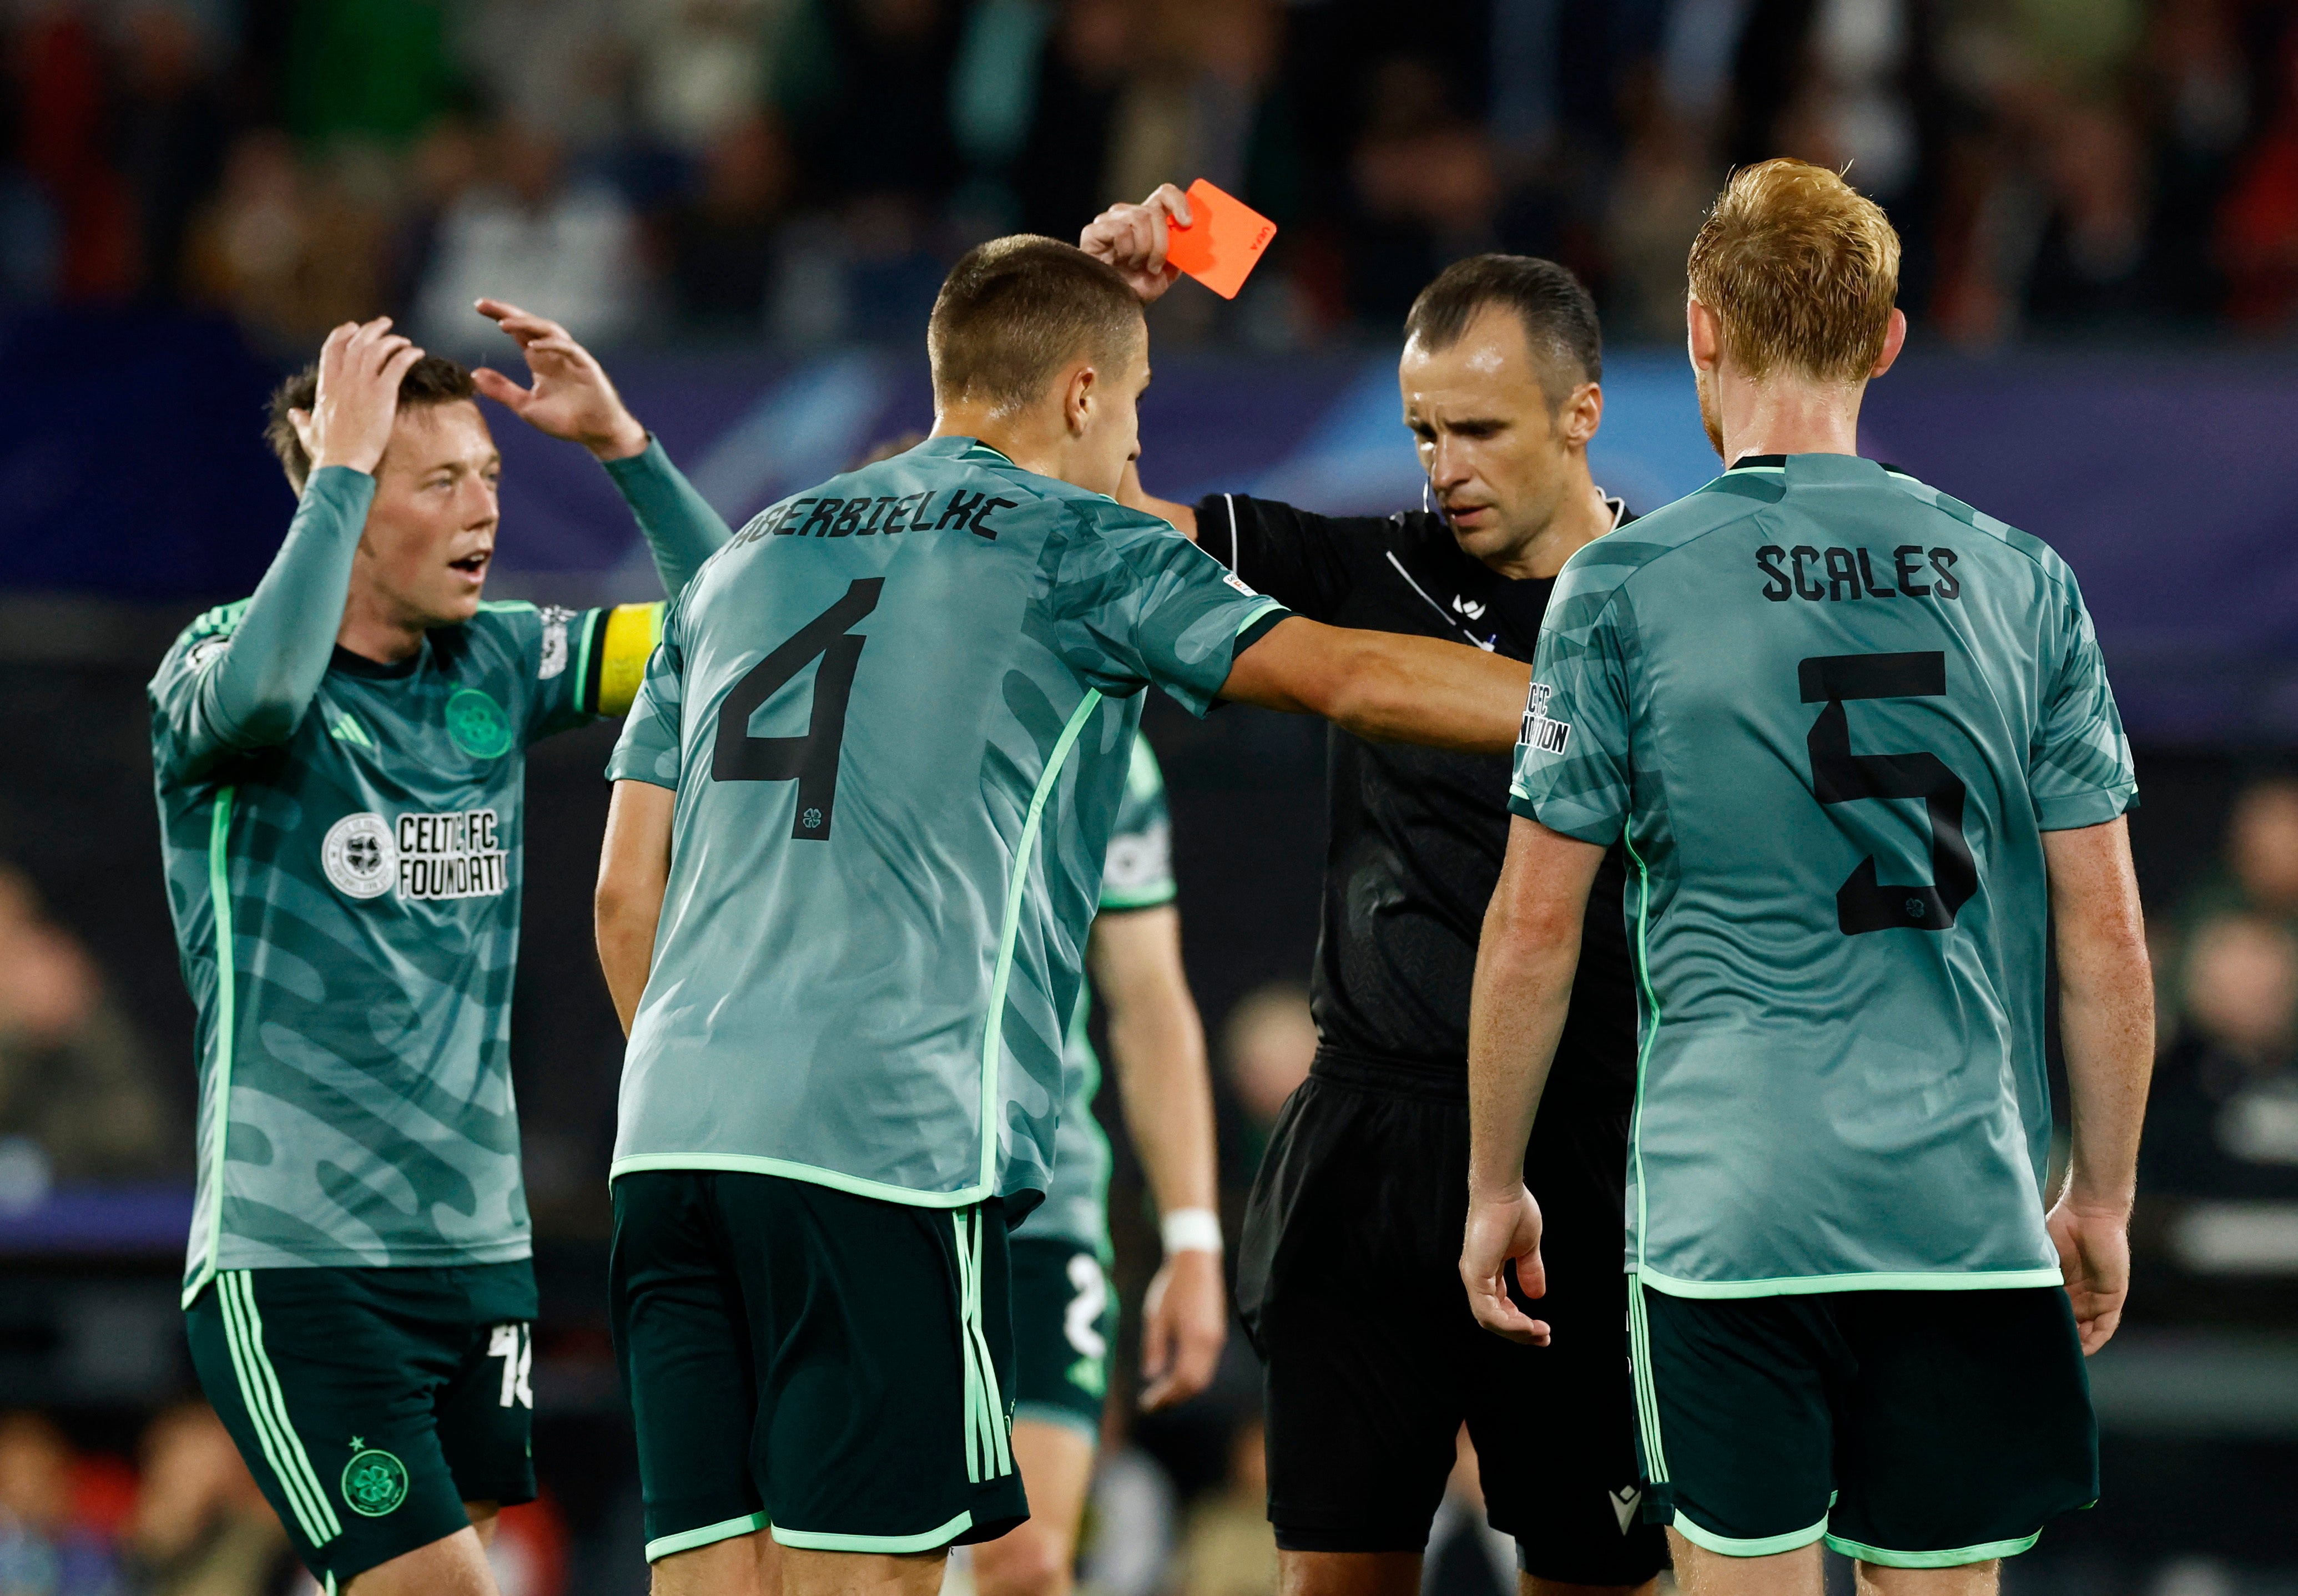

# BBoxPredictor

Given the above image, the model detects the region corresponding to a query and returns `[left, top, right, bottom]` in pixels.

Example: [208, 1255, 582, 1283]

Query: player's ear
[1870, 307, 1908, 380]
[289, 407, 318, 459]
[1064, 362, 1097, 437]
[1685, 297, 1721, 373]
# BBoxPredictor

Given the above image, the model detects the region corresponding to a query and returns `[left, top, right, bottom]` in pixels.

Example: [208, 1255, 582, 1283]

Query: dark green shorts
[184, 1262, 537, 1588]
[1009, 1236, 1117, 1439]
[1630, 1280, 2098, 1568]
[609, 1170, 1029, 1562]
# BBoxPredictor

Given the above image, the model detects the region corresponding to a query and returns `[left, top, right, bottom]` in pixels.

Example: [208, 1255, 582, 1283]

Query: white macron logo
[1609, 1486, 1641, 1534]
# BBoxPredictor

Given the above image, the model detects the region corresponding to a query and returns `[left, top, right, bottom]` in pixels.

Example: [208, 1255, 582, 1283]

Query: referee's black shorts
[1237, 1050, 1667, 1588]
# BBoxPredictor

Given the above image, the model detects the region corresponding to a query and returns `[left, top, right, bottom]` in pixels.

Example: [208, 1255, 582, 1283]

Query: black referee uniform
[1205, 491, 1667, 1586]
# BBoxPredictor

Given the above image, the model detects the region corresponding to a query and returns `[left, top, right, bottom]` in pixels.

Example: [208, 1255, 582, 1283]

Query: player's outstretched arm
[1218, 616, 1529, 754]
[470, 299, 730, 597]
[1461, 814, 1607, 1346]
[596, 780, 674, 1035]
[2041, 816, 2154, 1355]
[1089, 907, 1226, 1410]
[1079, 184, 1193, 304]
[173, 319, 420, 764]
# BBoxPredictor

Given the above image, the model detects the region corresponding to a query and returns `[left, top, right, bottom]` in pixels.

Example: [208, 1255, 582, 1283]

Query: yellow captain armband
[586, 602, 663, 717]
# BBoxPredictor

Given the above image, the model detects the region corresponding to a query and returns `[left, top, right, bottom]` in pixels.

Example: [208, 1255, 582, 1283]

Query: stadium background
[0, 0, 2295, 1592]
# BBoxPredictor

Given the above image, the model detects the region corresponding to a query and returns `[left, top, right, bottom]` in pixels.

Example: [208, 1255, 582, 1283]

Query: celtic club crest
[341, 1446, 410, 1517]
[445, 688, 512, 760]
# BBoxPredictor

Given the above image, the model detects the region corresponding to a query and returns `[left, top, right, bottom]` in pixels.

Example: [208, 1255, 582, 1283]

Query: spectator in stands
[412, 119, 646, 352]
[628, 0, 792, 156]
[1220, 982, 1315, 1173]
[112, 3, 228, 306]
[2145, 912, 2298, 1201]
[121, 1404, 291, 1596]
[2187, 775, 2298, 926]
[657, 113, 792, 334]
[184, 129, 387, 353]
[1345, 56, 1500, 325]
[0, 867, 171, 1188]
[0, 1412, 120, 1596]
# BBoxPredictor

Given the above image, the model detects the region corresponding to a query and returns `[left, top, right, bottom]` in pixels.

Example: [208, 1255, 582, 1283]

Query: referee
[1085, 191, 1666, 1596]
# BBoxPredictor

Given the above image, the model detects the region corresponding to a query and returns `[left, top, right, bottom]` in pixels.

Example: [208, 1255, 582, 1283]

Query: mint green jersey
[1023, 732, 1178, 1257]
[607, 437, 1283, 1211]
[1509, 453, 2136, 1298]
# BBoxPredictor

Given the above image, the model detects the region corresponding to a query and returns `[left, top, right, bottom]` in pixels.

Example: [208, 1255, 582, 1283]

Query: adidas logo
[329, 713, 374, 749]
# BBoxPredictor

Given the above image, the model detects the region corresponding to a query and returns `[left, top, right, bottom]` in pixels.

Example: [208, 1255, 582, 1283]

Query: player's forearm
[2055, 915, 2154, 1215]
[1466, 904, 1579, 1203]
[602, 438, 732, 598]
[1325, 629, 1530, 752]
[1106, 972, 1220, 1218]
[201, 467, 372, 747]
[2044, 817, 2154, 1213]
[1222, 618, 1530, 752]
[596, 890, 659, 1036]
[596, 781, 674, 1034]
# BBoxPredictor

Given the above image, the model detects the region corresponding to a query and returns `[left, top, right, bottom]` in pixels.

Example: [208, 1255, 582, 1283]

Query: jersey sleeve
[1191, 493, 1356, 622]
[147, 466, 372, 782]
[1100, 734, 1176, 911]
[1049, 502, 1290, 717]
[527, 602, 667, 741]
[2028, 569, 2138, 830]
[1506, 555, 1635, 846]
[605, 599, 687, 790]
[601, 436, 733, 598]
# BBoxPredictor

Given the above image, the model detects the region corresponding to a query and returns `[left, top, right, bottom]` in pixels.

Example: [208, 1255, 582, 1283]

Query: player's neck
[336, 587, 426, 665]
[1715, 373, 1867, 466]
[931, 411, 1072, 489]
[1483, 461, 1610, 583]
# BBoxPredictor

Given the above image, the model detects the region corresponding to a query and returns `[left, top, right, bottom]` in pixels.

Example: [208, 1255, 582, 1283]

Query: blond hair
[1685, 159, 1901, 384]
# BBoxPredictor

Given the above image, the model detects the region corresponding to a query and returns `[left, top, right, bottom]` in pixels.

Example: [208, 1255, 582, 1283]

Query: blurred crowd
[7, 0, 2298, 358]
[2147, 774, 2298, 1271]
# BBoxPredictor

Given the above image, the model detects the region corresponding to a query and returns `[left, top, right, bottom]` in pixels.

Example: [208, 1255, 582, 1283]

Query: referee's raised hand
[1461, 1186, 1551, 1346]
[1080, 183, 1193, 304]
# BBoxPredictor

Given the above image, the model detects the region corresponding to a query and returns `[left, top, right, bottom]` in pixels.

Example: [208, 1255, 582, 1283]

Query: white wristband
[1160, 1208, 1223, 1255]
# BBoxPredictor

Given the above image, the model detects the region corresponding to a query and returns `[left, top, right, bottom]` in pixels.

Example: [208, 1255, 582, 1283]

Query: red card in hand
[1163, 179, 1277, 300]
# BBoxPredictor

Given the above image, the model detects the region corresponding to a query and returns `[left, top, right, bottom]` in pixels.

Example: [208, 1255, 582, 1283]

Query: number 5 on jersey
[713, 579, 884, 840]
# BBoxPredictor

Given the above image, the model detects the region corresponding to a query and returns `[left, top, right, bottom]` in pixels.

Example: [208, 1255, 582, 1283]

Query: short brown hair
[263, 355, 479, 492]
[928, 236, 1144, 412]
[1685, 159, 1901, 384]
[1403, 255, 1602, 406]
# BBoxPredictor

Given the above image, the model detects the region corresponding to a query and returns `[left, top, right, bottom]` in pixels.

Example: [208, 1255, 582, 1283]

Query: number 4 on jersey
[1800, 651, 1978, 936]
[713, 578, 884, 840]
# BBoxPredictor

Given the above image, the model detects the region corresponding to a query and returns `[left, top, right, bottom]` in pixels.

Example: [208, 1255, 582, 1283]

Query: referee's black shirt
[1197, 492, 1639, 1111]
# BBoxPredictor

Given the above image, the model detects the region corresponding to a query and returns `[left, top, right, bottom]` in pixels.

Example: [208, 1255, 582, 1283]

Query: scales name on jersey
[321, 809, 510, 902]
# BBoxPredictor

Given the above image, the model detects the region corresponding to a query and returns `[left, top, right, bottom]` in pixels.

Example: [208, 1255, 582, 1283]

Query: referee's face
[1400, 306, 1599, 574]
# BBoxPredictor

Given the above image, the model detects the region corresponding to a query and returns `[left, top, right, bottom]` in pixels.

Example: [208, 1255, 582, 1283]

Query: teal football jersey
[607, 437, 1282, 1210]
[1509, 453, 2136, 1297]
[153, 594, 659, 1299]
[1022, 731, 1178, 1256]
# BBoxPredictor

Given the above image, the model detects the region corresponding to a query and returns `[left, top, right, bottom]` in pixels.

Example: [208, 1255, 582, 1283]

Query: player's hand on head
[1138, 1247, 1227, 1412]
[296, 317, 425, 479]
[1079, 184, 1192, 304]
[2046, 1200, 2130, 1355]
[1460, 1187, 1550, 1346]
[469, 298, 649, 462]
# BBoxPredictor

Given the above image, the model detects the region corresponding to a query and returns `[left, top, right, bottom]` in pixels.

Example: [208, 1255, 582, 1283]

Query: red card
[1163, 179, 1277, 300]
